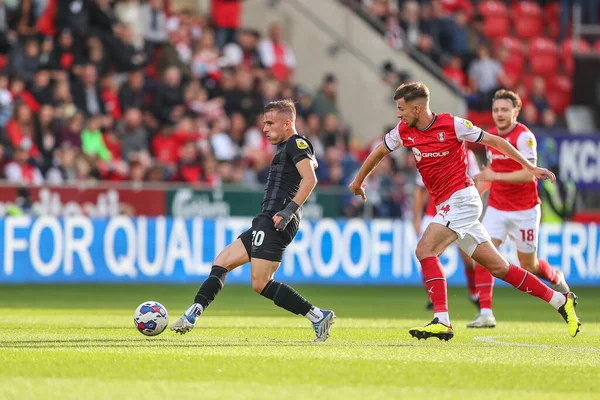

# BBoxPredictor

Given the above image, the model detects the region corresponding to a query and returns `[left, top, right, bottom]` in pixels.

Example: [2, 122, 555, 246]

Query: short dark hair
[264, 99, 296, 121]
[493, 89, 522, 110]
[393, 82, 430, 102]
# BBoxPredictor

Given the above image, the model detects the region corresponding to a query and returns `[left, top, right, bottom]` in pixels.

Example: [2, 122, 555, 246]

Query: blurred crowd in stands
[2, 0, 592, 219]
[356, 0, 599, 130]
[0, 0, 409, 217]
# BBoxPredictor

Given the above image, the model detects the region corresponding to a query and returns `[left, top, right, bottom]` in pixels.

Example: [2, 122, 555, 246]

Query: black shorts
[238, 213, 300, 262]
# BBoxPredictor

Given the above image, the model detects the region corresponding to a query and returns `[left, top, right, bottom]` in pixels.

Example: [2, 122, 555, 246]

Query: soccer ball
[134, 301, 169, 336]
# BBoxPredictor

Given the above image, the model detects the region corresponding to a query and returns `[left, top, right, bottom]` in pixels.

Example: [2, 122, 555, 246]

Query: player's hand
[273, 201, 300, 231]
[474, 165, 496, 183]
[532, 167, 556, 183]
[413, 220, 421, 237]
[349, 180, 367, 202]
[272, 215, 283, 228]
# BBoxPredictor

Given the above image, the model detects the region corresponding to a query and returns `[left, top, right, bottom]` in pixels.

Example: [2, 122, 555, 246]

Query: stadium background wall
[1, 217, 599, 285]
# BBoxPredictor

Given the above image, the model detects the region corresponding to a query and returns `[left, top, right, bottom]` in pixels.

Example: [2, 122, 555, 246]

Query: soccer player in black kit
[171, 100, 336, 342]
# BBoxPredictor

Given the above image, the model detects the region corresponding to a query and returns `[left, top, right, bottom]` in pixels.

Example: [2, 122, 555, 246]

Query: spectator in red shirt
[211, 0, 242, 49]
[101, 74, 123, 121]
[173, 141, 202, 184]
[6, 103, 40, 160]
[10, 78, 40, 113]
[443, 55, 468, 93]
[152, 125, 180, 168]
[4, 146, 43, 185]
[54, 29, 77, 71]
[259, 24, 296, 82]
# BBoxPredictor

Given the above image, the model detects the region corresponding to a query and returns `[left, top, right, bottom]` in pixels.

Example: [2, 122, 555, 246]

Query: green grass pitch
[0, 284, 598, 400]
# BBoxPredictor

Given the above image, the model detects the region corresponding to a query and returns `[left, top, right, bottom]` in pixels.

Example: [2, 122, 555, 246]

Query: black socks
[260, 280, 313, 316]
[194, 266, 228, 308]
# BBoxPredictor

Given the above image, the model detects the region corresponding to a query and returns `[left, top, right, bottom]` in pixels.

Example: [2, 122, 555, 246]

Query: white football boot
[466, 314, 497, 328]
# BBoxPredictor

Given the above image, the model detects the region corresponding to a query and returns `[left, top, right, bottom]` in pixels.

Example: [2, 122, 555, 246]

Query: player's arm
[476, 164, 535, 184]
[475, 176, 491, 195]
[350, 125, 402, 202]
[349, 143, 389, 201]
[478, 132, 555, 183]
[273, 140, 317, 231]
[413, 186, 427, 236]
[291, 158, 318, 207]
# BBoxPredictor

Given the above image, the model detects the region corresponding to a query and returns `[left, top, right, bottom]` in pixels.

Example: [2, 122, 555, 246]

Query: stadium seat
[497, 36, 524, 55]
[441, 0, 475, 20]
[561, 38, 592, 55]
[594, 39, 600, 53]
[546, 20, 560, 39]
[561, 38, 592, 75]
[0, 55, 6, 72]
[484, 16, 510, 38]
[528, 38, 558, 76]
[546, 74, 573, 114]
[512, 1, 542, 19]
[544, 2, 561, 20]
[502, 57, 524, 86]
[547, 74, 572, 94]
[466, 111, 494, 130]
[512, 1, 543, 39]
[497, 36, 525, 82]
[478, 0, 508, 17]
[547, 84, 573, 115]
[478, 111, 495, 128]
[522, 74, 540, 93]
[544, 2, 561, 39]
[514, 19, 543, 39]
[466, 110, 481, 126]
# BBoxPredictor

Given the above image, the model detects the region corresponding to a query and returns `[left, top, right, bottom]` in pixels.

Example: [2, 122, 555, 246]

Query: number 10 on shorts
[252, 230, 265, 247]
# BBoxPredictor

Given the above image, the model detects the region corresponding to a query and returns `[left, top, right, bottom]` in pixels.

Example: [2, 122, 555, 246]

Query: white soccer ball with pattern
[134, 301, 169, 336]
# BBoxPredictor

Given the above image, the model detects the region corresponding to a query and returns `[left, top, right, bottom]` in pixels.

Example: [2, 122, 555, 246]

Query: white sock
[434, 312, 451, 326]
[480, 308, 494, 317]
[549, 291, 566, 310]
[185, 303, 204, 317]
[305, 306, 323, 322]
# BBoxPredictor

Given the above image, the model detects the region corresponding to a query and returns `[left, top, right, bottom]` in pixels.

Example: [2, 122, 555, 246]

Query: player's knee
[251, 277, 269, 294]
[486, 262, 509, 279]
[520, 261, 537, 273]
[415, 242, 432, 261]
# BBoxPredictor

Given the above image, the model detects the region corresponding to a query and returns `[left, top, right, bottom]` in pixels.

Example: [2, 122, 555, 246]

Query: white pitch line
[473, 334, 600, 351]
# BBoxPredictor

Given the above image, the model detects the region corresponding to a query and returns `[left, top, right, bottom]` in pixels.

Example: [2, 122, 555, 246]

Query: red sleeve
[6, 120, 21, 146]
[21, 92, 40, 113]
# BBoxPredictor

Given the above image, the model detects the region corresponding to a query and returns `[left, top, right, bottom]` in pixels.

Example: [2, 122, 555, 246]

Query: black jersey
[261, 134, 315, 216]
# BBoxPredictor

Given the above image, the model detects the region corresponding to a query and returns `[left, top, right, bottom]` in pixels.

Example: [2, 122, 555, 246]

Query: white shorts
[421, 215, 434, 237]
[482, 204, 541, 253]
[432, 186, 491, 256]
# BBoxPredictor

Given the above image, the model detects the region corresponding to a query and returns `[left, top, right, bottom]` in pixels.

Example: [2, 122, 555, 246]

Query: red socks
[465, 267, 477, 298]
[420, 257, 448, 313]
[503, 264, 553, 302]
[474, 265, 494, 309]
[536, 259, 559, 285]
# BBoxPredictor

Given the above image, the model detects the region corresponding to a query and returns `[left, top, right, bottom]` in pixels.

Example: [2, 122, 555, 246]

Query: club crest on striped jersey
[438, 132, 446, 142]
